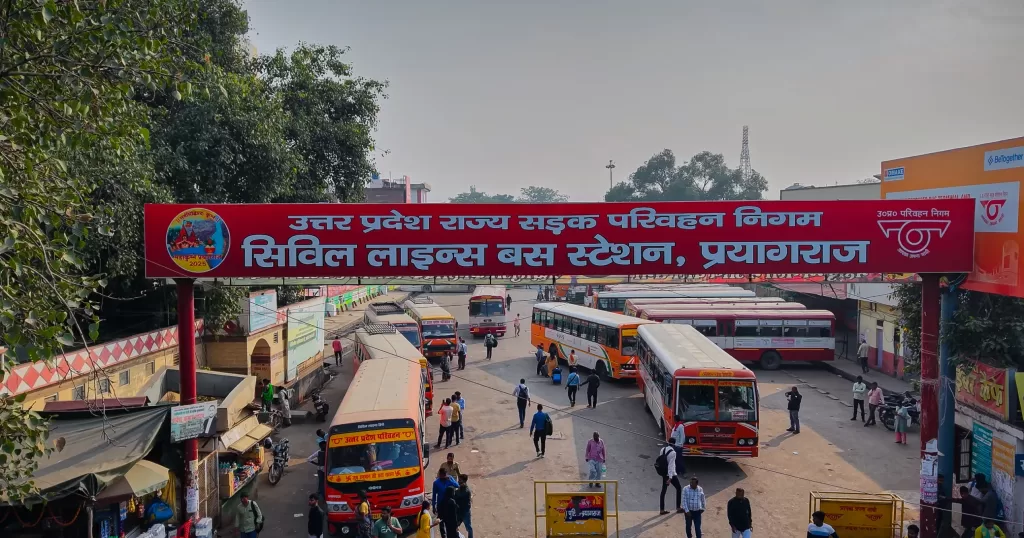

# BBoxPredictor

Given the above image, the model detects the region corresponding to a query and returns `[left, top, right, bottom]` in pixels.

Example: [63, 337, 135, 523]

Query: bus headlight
[401, 494, 423, 508]
[738, 438, 757, 446]
[328, 501, 352, 513]
[687, 437, 697, 445]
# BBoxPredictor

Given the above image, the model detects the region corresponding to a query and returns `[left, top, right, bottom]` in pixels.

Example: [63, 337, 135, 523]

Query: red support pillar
[919, 273, 940, 538]
[175, 278, 199, 521]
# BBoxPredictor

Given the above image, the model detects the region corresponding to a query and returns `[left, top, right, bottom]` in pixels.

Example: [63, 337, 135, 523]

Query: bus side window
[760, 325, 783, 337]
[660, 366, 673, 407]
[545, 311, 553, 329]
[596, 326, 607, 345]
[735, 325, 757, 337]
[570, 317, 580, 337]
[532, 309, 540, 324]
[553, 313, 563, 332]
[819, 326, 832, 338]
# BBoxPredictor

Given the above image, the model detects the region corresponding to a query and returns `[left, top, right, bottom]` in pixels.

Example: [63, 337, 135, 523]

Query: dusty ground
[255, 289, 920, 537]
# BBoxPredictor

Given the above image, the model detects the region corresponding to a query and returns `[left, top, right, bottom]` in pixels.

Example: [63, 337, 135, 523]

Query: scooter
[880, 394, 920, 431]
[312, 391, 330, 422]
[267, 437, 290, 485]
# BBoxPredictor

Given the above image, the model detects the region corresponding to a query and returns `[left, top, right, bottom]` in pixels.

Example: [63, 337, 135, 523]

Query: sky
[243, 0, 1024, 202]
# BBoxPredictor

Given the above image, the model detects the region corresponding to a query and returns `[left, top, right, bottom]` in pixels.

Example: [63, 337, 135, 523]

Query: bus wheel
[759, 351, 782, 371]
[423, 285, 432, 293]
[596, 361, 610, 381]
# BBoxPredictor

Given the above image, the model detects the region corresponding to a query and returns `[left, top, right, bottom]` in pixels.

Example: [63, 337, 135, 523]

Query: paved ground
[255, 289, 921, 537]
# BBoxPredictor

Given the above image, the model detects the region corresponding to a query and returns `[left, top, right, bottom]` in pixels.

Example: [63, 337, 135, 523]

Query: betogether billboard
[882, 137, 1024, 297]
[144, 200, 975, 281]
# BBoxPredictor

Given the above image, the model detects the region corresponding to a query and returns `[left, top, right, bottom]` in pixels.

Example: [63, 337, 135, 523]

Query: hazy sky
[243, 0, 1024, 202]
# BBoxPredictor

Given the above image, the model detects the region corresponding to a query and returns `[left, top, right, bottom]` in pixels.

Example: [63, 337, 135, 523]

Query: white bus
[362, 301, 421, 351]
[469, 285, 506, 337]
[592, 288, 756, 314]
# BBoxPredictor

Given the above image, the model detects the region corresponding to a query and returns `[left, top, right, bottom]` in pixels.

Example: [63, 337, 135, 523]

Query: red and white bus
[592, 288, 755, 314]
[468, 285, 506, 337]
[632, 302, 805, 319]
[622, 297, 788, 317]
[638, 309, 835, 370]
[636, 323, 759, 457]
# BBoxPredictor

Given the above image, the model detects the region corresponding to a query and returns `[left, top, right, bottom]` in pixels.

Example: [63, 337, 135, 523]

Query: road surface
[255, 288, 920, 537]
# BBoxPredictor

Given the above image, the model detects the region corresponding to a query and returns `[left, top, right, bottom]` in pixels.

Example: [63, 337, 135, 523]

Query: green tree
[605, 149, 767, 202]
[516, 186, 569, 203]
[0, 0, 196, 502]
[258, 44, 388, 203]
[449, 186, 516, 203]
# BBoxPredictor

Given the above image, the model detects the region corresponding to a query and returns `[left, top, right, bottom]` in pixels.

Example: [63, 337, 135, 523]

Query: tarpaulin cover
[8, 406, 170, 504]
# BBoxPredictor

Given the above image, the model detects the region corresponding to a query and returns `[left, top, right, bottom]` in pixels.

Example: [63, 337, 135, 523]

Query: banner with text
[144, 201, 975, 280]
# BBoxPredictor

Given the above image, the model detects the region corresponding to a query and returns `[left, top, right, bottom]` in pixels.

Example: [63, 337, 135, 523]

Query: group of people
[940, 472, 1015, 538]
[427, 454, 474, 538]
[435, 392, 467, 449]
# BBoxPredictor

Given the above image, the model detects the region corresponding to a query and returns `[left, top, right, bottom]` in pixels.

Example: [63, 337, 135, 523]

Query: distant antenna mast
[740, 126, 752, 181]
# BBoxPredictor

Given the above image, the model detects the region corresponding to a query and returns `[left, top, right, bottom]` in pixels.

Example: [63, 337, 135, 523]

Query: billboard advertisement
[239, 289, 278, 334]
[545, 493, 607, 537]
[882, 137, 1024, 297]
[143, 200, 975, 281]
[285, 296, 326, 382]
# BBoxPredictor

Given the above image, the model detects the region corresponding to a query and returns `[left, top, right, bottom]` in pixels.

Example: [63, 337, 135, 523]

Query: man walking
[484, 333, 496, 360]
[580, 370, 601, 408]
[535, 344, 547, 377]
[513, 379, 531, 427]
[457, 338, 468, 370]
[449, 396, 462, 446]
[529, 404, 551, 457]
[865, 382, 883, 426]
[566, 367, 581, 407]
[454, 474, 473, 538]
[786, 386, 802, 434]
[308, 493, 325, 538]
[332, 337, 343, 366]
[851, 376, 867, 422]
[437, 452, 462, 480]
[682, 476, 706, 538]
[506, 293, 513, 311]
[727, 488, 752, 538]
[514, 314, 521, 337]
[657, 438, 681, 515]
[436, 398, 453, 449]
[261, 378, 274, 412]
[235, 493, 264, 538]
[306, 440, 327, 500]
[858, 335, 870, 374]
[454, 392, 466, 440]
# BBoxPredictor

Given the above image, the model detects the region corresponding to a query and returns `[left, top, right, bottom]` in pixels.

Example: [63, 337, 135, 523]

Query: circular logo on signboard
[165, 208, 230, 274]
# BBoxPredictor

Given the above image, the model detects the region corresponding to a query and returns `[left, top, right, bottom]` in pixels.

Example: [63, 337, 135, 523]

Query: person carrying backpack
[513, 380, 531, 428]
[535, 344, 547, 377]
[484, 333, 497, 360]
[566, 367, 581, 407]
[656, 437, 681, 515]
[236, 493, 264, 538]
[529, 404, 552, 457]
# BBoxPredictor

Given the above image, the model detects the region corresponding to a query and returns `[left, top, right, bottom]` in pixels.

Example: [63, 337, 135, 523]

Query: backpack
[654, 446, 670, 477]
[515, 385, 529, 402]
[250, 501, 264, 533]
[543, 414, 553, 436]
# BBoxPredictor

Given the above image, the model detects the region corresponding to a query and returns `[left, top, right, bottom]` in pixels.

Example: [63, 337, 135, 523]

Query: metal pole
[918, 273, 940, 538]
[937, 283, 960, 525]
[605, 160, 616, 189]
[175, 278, 199, 521]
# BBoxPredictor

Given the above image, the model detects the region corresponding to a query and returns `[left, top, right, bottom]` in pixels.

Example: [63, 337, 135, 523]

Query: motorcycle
[881, 392, 920, 431]
[312, 391, 330, 422]
[267, 437, 290, 485]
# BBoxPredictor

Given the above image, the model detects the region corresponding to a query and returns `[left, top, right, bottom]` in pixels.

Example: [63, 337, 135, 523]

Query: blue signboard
[1015, 454, 1024, 477]
[248, 291, 278, 333]
[972, 423, 993, 481]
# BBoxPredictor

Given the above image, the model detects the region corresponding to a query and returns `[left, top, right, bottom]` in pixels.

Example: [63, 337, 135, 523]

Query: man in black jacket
[580, 372, 601, 408]
[786, 386, 802, 434]
[307, 493, 325, 538]
[727, 488, 752, 538]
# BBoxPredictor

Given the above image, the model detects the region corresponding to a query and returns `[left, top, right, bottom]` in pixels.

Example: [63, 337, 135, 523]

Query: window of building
[273, 332, 279, 344]
[119, 370, 130, 386]
[99, 378, 111, 394]
[146, 361, 156, 376]
[72, 385, 85, 400]
[44, 394, 58, 402]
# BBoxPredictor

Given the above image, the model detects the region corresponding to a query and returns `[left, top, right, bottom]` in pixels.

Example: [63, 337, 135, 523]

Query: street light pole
[605, 160, 616, 189]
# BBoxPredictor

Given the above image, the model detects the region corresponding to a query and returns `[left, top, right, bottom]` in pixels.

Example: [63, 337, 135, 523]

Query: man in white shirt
[682, 476, 706, 538]
[807, 510, 839, 537]
[857, 335, 870, 373]
[851, 375, 867, 422]
[658, 439, 681, 515]
[670, 423, 687, 477]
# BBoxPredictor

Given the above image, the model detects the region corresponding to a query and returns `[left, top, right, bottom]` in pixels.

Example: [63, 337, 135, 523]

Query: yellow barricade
[534, 481, 620, 538]
[809, 491, 906, 538]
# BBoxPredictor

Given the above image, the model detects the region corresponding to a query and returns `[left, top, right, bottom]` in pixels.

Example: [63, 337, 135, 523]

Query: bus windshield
[718, 382, 757, 422]
[327, 439, 421, 479]
[396, 325, 421, 347]
[676, 381, 757, 422]
[469, 300, 504, 316]
[422, 322, 456, 338]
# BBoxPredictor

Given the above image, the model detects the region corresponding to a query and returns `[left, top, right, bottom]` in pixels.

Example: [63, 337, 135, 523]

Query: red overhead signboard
[144, 200, 975, 280]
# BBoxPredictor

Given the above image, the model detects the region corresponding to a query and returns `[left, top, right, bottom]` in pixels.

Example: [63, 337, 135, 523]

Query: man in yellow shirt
[975, 519, 1006, 538]
[437, 452, 461, 480]
[449, 397, 462, 445]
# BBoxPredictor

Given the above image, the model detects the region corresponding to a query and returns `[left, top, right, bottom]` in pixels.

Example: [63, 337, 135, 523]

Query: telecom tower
[740, 125, 752, 181]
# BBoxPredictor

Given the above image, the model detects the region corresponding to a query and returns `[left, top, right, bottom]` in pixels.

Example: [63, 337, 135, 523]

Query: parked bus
[623, 297, 789, 317]
[633, 302, 805, 319]
[353, 323, 433, 416]
[404, 298, 458, 360]
[468, 285, 506, 337]
[363, 301, 422, 351]
[636, 323, 759, 457]
[592, 288, 755, 314]
[604, 284, 733, 291]
[531, 302, 656, 380]
[638, 309, 835, 370]
[325, 357, 430, 535]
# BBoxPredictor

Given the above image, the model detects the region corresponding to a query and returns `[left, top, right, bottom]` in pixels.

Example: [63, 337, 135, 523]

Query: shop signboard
[143, 200, 975, 282]
[955, 361, 1013, 420]
[882, 137, 1024, 297]
[991, 436, 1015, 519]
[285, 296, 326, 381]
[545, 492, 607, 537]
[170, 402, 218, 442]
[972, 423, 993, 482]
[816, 498, 896, 538]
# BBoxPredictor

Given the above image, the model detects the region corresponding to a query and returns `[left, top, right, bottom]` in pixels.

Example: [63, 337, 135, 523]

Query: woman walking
[895, 402, 910, 444]
[355, 490, 373, 538]
[417, 501, 440, 538]
[585, 432, 606, 488]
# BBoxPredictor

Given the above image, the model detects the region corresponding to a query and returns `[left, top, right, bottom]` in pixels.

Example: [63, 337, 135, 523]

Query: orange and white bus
[353, 323, 434, 416]
[404, 298, 458, 361]
[531, 303, 656, 380]
[638, 309, 835, 370]
[468, 285, 506, 337]
[592, 288, 755, 314]
[622, 297, 788, 317]
[363, 301, 422, 351]
[325, 357, 430, 535]
[636, 323, 759, 458]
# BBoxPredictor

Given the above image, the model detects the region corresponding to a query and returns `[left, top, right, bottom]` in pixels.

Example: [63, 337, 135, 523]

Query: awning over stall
[197, 414, 273, 454]
[93, 459, 170, 503]
[227, 424, 273, 453]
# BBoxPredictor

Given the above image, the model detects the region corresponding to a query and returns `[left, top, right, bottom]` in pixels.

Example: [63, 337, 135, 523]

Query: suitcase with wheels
[551, 367, 562, 385]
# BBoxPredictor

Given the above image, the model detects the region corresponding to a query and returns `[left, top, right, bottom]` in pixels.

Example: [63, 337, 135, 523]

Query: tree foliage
[892, 283, 921, 373]
[449, 186, 569, 204]
[605, 149, 768, 202]
[0, 0, 197, 502]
